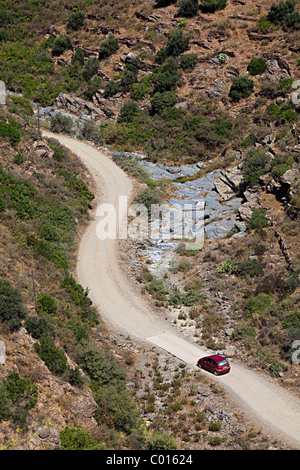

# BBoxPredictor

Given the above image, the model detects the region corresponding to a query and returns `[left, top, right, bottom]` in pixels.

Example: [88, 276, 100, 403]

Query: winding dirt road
[43, 131, 300, 449]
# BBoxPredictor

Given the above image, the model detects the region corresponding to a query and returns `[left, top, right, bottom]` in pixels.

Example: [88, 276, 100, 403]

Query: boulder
[33, 140, 54, 159]
[280, 168, 299, 186]
[0, 340, 6, 365]
[56, 93, 106, 120]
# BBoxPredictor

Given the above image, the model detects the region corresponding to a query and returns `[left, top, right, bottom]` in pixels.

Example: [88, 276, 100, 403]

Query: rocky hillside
[0, 0, 299, 451]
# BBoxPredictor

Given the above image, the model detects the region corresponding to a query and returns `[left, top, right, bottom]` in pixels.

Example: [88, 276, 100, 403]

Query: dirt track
[43, 131, 300, 449]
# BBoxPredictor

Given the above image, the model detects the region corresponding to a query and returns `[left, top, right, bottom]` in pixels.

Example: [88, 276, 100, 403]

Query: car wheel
[213, 370, 219, 376]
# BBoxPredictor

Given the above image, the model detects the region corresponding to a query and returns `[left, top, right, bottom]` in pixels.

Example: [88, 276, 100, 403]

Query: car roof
[209, 355, 227, 361]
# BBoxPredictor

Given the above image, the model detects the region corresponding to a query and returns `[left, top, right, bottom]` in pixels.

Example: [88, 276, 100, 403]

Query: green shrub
[235, 258, 262, 278]
[51, 35, 72, 57]
[94, 385, 141, 434]
[242, 149, 270, 187]
[36, 293, 57, 316]
[231, 326, 256, 340]
[98, 34, 119, 60]
[257, 16, 276, 33]
[267, 0, 300, 29]
[146, 277, 169, 301]
[243, 293, 272, 318]
[214, 120, 232, 137]
[0, 120, 21, 147]
[118, 101, 140, 123]
[151, 69, 178, 93]
[284, 273, 300, 293]
[103, 80, 121, 98]
[25, 315, 55, 340]
[67, 11, 85, 31]
[180, 53, 198, 70]
[0, 9, 12, 27]
[248, 209, 268, 229]
[134, 186, 164, 218]
[0, 278, 28, 331]
[13, 153, 24, 165]
[34, 337, 67, 376]
[0, 372, 38, 430]
[247, 57, 267, 75]
[209, 421, 221, 431]
[131, 78, 150, 101]
[60, 426, 103, 450]
[80, 120, 104, 145]
[282, 311, 300, 329]
[177, 0, 199, 17]
[165, 29, 190, 56]
[0, 162, 37, 218]
[151, 91, 178, 114]
[209, 436, 222, 446]
[147, 432, 177, 450]
[229, 76, 254, 101]
[84, 76, 103, 100]
[50, 112, 74, 134]
[200, 0, 227, 13]
[82, 57, 99, 82]
[68, 367, 85, 388]
[79, 342, 125, 387]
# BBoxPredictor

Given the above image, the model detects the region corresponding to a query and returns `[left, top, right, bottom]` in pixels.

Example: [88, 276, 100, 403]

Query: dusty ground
[42, 130, 300, 449]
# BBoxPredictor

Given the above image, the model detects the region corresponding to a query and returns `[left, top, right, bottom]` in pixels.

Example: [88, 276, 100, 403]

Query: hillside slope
[0, 0, 299, 451]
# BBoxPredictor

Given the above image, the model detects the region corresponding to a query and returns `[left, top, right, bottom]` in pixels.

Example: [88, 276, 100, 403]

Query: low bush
[98, 34, 119, 60]
[146, 432, 177, 450]
[36, 292, 57, 316]
[229, 76, 254, 101]
[51, 35, 72, 57]
[231, 326, 256, 340]
[50, 112, 74, 134]
[247, 57, 267, 75]
[79, 342, 125, 387]
[243, 293, 272, 318]
[0, 119, 21, 147]
[284, 273, 300, 293]
[200, 0, 227, 13]
[146, 277, 169, 301]
[248, 209, 269, 230]
[60, 426, 103, 450]
[0, 372, 38, 430]
[177, 0, 199, 17]
[82, 57, 99, 82]
[34, 337, 67, 376]
[25, 315, 55, 340]
[242, 149, 270, 187]
[118, 101, 140, 123]
[267, 0, 300, 29]
[282, 310, 300, 329]
[235, 258, 262, 278]
[150, 91, 178, 114]
[131, 77, 150, 101]
[165, 29, 190, 57]
[0, 278, 28, 331]
[94, 385, 141, 434]
[67, 11, 85, 31]
[180, 53, 198, 70]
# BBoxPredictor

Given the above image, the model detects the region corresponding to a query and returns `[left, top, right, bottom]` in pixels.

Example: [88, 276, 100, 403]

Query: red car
[197, 355, 230, 375]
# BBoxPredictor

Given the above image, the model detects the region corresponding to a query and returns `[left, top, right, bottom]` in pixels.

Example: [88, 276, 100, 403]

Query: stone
[280, 169, 299, 186]
[0, 340, 6, 365]
[225, 328, 234, 337]
[33, 140, 54, 159]
[214, 176, 236, 200]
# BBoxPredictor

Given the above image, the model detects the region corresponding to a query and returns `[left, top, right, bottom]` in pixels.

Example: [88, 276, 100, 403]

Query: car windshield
[218, 360, 228, 366]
